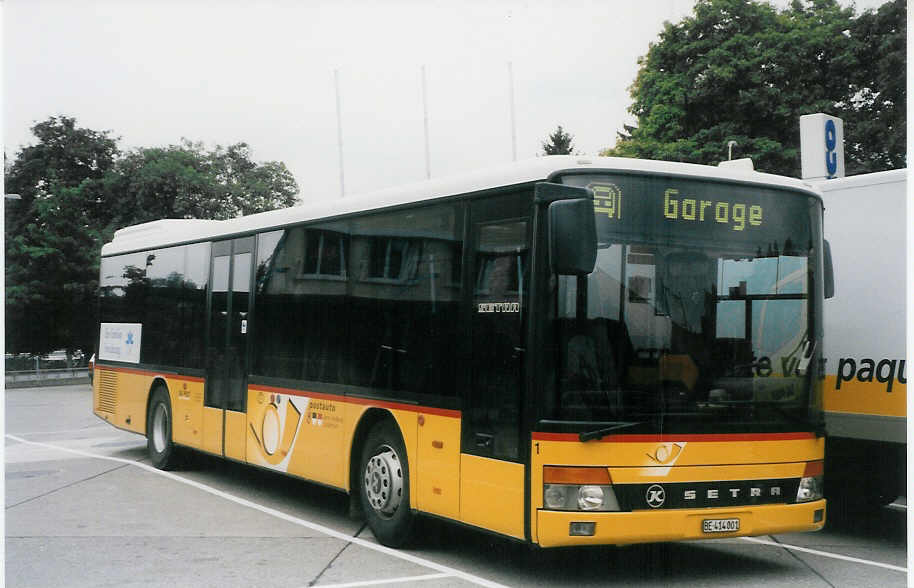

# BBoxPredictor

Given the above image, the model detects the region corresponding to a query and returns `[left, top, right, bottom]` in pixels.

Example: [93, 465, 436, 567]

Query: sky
[3, 0, 893, 204]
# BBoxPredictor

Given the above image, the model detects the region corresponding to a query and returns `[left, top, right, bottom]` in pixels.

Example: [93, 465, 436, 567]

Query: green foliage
[5, 116, 300, 356]
[602, 0, 906, 176]
[99, 140, 299, 230]
[842, 0, 906, 172]
[542, 125, 576, 155]
[5, 117, 118, 356]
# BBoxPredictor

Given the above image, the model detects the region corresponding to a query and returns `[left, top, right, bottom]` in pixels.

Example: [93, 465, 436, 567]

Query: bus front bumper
[535, 500, 826, 547]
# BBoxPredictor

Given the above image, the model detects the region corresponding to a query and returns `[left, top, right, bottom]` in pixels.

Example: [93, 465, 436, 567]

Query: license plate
[702, 518, 740, 533]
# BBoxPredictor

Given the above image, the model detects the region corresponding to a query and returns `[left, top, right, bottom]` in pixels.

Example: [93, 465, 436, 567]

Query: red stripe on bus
[96, 366, 460, 418]
[531, 432, 815, 443]
[248, 384, 462, 419]
[96, 364, 205, 383]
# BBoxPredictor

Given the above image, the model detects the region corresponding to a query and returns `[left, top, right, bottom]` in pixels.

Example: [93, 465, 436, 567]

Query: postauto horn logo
[647, 442, 685, 465]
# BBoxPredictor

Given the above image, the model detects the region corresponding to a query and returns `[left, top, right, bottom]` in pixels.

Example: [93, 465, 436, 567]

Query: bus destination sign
[575, 174, 813, 252]
[662, 188, 763, 232]
[591, 183, 764, 231]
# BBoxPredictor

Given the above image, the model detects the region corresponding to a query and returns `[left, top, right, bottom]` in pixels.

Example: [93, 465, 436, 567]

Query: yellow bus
[93, 155, 830, 548]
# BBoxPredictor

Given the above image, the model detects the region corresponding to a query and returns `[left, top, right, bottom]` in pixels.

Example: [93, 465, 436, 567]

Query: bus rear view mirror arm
[823, 239, 835, 299]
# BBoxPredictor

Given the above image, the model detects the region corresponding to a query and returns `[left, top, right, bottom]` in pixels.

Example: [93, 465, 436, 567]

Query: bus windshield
[545, 173, 824, 434]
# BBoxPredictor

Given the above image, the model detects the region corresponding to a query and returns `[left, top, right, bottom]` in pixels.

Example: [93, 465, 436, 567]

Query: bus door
[459, 194, 529, 540]
[204, 237, 254, 461]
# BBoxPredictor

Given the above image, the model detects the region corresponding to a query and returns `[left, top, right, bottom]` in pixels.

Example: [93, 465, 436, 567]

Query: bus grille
[96, 371, 118, 414]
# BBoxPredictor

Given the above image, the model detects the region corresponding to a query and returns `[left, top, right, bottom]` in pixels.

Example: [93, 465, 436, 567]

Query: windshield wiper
[579, 421, 645, 442]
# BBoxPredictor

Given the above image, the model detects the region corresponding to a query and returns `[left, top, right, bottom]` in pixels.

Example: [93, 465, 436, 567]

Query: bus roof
[102, 155, 820, 256]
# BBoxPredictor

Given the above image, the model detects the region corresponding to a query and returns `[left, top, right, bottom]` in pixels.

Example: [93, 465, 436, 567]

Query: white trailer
[815, 169, 906, 508]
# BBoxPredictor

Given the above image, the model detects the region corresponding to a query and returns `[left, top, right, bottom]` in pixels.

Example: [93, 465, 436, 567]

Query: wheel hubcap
[364, 445, 403, 518]
[152, 403, 168, 453]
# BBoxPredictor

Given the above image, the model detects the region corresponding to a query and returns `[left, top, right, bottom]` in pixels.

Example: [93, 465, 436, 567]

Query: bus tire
[359, 419, 415, 547]
[147, 386, 179, 470]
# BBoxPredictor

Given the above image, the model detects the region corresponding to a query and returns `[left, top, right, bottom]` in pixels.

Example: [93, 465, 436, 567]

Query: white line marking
[10, 426, 114, 436]
[889, 502, 907, 510]
[6, 435, 509, 588]
[740, 537, 907, 573]
[313, 573, 452, 587]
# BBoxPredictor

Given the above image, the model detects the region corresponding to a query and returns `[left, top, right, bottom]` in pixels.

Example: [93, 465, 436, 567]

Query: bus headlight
[796, 475, 824, 503]
[544, 484, 619, 511]
[796, 460, 824, 503]
[578, 485, 605, 510]
[544, 485, 569, 509]
[543, 467, 620, 512]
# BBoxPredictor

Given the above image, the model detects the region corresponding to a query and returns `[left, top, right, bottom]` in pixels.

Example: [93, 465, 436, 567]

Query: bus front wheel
[359, 419, 415, 547]
[147, 386, 179, 470]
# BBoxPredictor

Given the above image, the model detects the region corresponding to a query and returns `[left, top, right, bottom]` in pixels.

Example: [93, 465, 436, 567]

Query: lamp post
[5, 193, 22, 234]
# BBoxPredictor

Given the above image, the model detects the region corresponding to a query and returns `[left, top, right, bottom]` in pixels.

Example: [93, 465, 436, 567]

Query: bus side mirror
[548, 198, 597, 276]
[823, 239, 835, 299]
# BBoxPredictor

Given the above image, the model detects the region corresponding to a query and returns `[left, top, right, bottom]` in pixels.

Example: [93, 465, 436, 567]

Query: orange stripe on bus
[248, 384, 462, 418]
[96, 364, 205, 383]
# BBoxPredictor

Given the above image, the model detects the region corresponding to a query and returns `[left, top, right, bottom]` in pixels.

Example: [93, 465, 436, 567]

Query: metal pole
[508, 61, 517, 162]
[422, 65, 431, 179]
[334, 69, 346, 197]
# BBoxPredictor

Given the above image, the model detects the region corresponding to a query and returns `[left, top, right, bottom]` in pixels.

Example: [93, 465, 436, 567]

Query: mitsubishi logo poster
[98, 323, 143, 364]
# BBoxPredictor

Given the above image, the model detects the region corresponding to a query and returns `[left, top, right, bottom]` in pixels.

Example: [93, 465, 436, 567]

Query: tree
[842, 0, 906, 173]
[100, 140, 299, 230]
[5, 116, 118, 236]
[542, 125, 576, 155]
[5, 117, 301, 358]
[602, 0, 905, 177]
[209, 143, 300, 217]
[5, 116, 119, 358]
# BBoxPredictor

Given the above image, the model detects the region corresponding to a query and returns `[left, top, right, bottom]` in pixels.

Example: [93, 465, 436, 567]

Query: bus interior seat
[557, 318, 633, 415]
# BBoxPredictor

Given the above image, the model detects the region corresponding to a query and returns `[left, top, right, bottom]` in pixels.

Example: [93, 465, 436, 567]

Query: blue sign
[825, 119, 838, 177]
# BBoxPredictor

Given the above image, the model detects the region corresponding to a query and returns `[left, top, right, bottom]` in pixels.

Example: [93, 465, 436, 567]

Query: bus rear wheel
[359, 419, 415, 547]
[147, 386, 179, 470]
